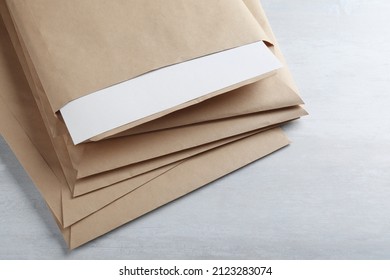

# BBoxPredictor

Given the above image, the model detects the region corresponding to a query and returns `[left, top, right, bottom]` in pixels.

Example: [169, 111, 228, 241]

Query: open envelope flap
[5, 0, 272, 112]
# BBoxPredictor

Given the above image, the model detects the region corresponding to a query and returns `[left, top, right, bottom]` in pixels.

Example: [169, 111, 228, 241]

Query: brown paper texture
[2, 7, 304, 228]
[4, 0, 272, 140]
[0, 0, 305, 248]
[2, 39, 296, 245]
[1, 4, 305, 195]
[1, 0, 302, 144]
[0, 39, 303, 226]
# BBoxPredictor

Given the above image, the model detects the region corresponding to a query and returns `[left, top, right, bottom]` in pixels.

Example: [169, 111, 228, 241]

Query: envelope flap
[6, 0, 270, 112]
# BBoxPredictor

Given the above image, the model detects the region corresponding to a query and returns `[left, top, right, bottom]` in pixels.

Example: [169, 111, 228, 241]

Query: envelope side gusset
[6, 0, 270, 113]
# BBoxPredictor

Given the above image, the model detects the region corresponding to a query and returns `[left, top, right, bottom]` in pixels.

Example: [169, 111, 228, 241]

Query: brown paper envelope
[2, 0, 300, 249]
[5, 0, 268, 111]
[0, 14, 304, 190]
[66, 128, 289, 249]
[4, 0, 274, 142]
[90, 0, 305, 141]
[0, 87, 292, 231]
[0, 14, 307, 203]
[0, 1, 304, 188]
[0, 0, 300, 142]
[0, 37, 302, 235]
[0, 45, 303, 225]
[0, 56, 296, 248]
[0, 7, 301, 188]
[0, 1, 302, 141]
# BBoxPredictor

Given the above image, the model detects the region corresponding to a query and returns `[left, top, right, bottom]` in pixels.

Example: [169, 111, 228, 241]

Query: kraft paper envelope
[0, 10, 305, 195]
[0, 96, 289, 248]
[3, 0, 279, 144]
[0, 1, 297, 140]
[0, 30, 304, 232]
[0, 41, 296, 243]
[0, 49, 304, 201]
[0, 29, 305, 211]
[0, 59, 294, 229]
[93, 0, 304, 140]
[0, 0, 299, 136]
[0, 54, 303, 227]
[0, 0, 302, 248]
[0, 0, 304, 198]
[3, 1, 300, 190]
[0, 0, 304, 196]
[0, 68, 295, 228]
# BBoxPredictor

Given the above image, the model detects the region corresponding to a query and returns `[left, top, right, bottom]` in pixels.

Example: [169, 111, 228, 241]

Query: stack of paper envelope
[0, 0, 307, 249]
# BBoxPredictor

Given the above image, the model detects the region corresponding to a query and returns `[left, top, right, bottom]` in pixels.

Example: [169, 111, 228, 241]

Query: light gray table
[1, 0, 390, 259]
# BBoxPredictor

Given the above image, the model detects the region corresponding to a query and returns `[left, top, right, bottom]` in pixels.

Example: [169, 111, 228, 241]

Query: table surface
[1, 0, 390, 259]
